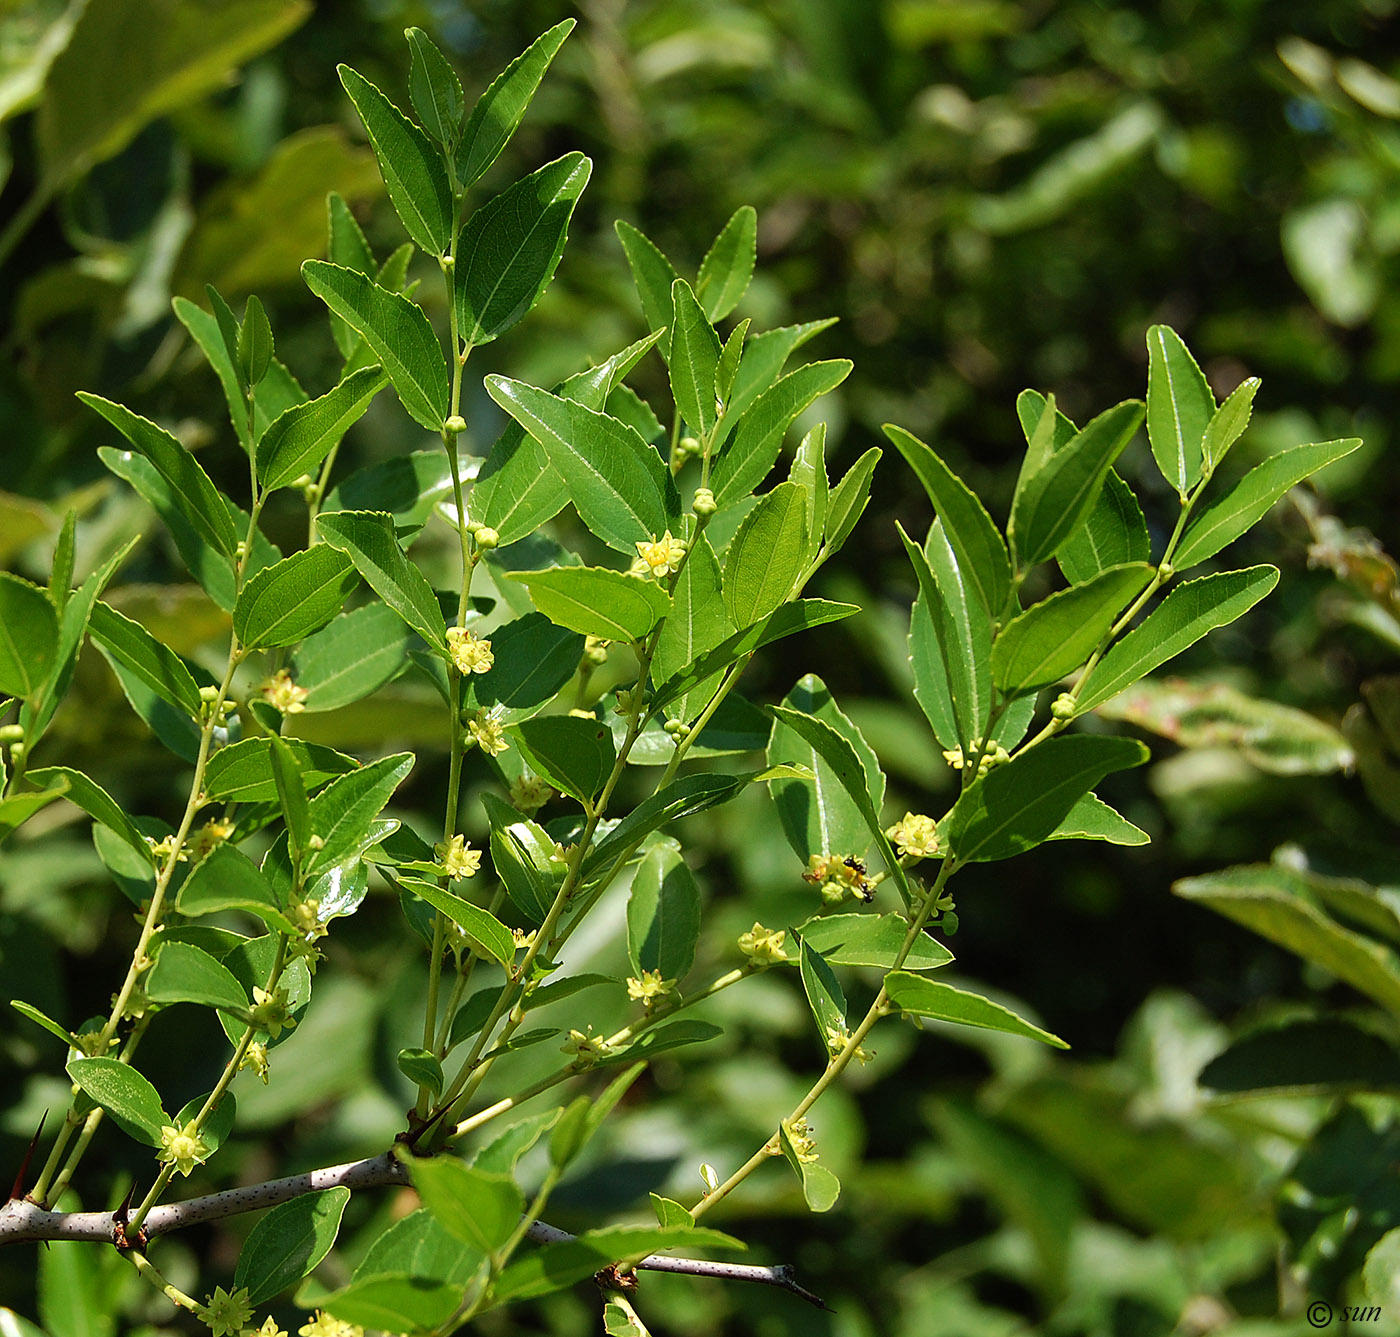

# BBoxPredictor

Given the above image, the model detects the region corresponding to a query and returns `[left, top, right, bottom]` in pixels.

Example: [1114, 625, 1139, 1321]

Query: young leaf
[824, 446, 882, 558]
[884, 424, 1011, 620]
[10, 999, 75, 1049]
[789, 423, 829, 566]
[796, 912, 954, 970]
[457, 19, 576, 187]
[396, 877, 516, 968]
[799, 937, 848, 1046]
[238, 295, 274, 387]
[485, 375, 677, 553]
[26, 765, 153, 866]
[456, 153, 592, 346]
[339, 64, 453, 256]
[768, 675, 887, 864]
[1146, 325, 1215, 497]
[1173, 438, 1361, 569]
[407, 1154, 524, 1254]
[507, 566, 670, 643]
[86, 601, 204, 719]
[1203, 375, 1261, 471]
[722, 481, 809, 627]
[315, 509, 448, 650]
[234, 546, 359, 650]
[1009, 399, 1144, 569]
[78, 393, 239, 558]
[1057, 469, 1151, 586]
[256, 366, 388, 491]
[301, 261, 448, 431]
[991, 563, 1153, 697]
[292, 603, 411, 713]
[725, 318, 838, 427]
[512, 715, 616, 804]
[884, 973, 1069, 1048]
[942, 735, 1149, 864]
[715, 319, 750, 411]
[1015, 388, 1078, 458]
[668, 278, 721, 439]
[269, 733, 313, 863]
[710, 359, 852, 505]
[49, 508, 77, 607]
[615, 218, 681, 336]
[1073, 566, 1280, 714]
[406, 27, 464, 148]
[696, 204, 757, 321]
[627, 844, 701, 981]
[305, 752, 415, 875]
[234, 1188, 351, 1306]
[66, 1056, 167, 1145]
[146, 941, 249, 1013]
[0, 573, 59, 699]
[653, 533, 732, 723]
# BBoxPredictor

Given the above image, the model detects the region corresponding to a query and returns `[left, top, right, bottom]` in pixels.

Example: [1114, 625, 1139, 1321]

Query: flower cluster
[201, 1285, 253, 1337]
[738, 922, 789, 965]
[626, 969, 676, 1008]
[561, 1027, 611, 1067]
[298, 1313, 364, 1337]
[465, 708, 509, 756]
[885, 812, 941, 861]
[802, 852, 874, 903]
[942, 738, 1009, 774]
[434, 833, 481, 881]
[782, 1116, 819, 1163]
[508, 772, 552, 814]
[190, 817, 235, 860]
[446, 626, 494, 675]
[259, 669, 308, 714]
[248, 985, 297, 1040]
[825, 1022, 873, 1064]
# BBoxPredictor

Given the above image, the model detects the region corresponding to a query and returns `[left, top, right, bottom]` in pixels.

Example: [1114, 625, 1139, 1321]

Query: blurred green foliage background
[5, 2, 1400, 1334]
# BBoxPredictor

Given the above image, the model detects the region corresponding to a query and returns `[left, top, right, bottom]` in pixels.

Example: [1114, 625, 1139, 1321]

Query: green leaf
[490, 1226, 742, 1306]
[234, 1187, 351, 1306]
[668, 278, 721, 439]
[466, 613, 583, 719]
[202, 737, 358, 803]
[794, 913, 955, 970]
[146, 941, 249, 1013]
[78, 393, 239, 558]
[457, 153, 591, 346]
[397, 1047, 444, 1099]
[725, 319, 838, 427]
[824, 446, 882, 559]
[627, 845, 701, 981]
[178, 844, 295, 931]
[1365, 1228, 1400, 1311]
[35, 0, 306, 190]
[942, 735, 1149, 863]
[397, 876, 516, 968]
[292, 604, 410, 712]
[650, 598, 858, 715]
[407, 1153, 524, 1254]
[305, 752, 414, 875]
[233, 546, 359, 649]
[1074, 566, 1280, 714]
[86, 601, 203, 719]
[301, 262, 447, 431]
[238, 295, 274, 387]
[339, 63, 453, 256]
[1176, 865, 1400, 1014]
[256, 366, 387, 491]
[722, 481, 808, 627]
[321, 1275, 463, 1330]
[26, 766, 153, 866]
[406, 27, 464, 148]
[1146, 325, 1215, 496]
[711, 360, 852, 505]
[769, 676, 887, 864]
[651, 1194, 695, 1229]
[789, 423, 829, 566]
[779, 1121, 841, 1212]
[316, 509, 447, 650]
[584, 773, 746, 877]
[0, 573, 59, 699]
[457, 19, 575, 187]
[696, 205, 757, 321]
[485, 375, 676, 554]
[1174, 438, 1362, 569]
[512, 715, 616, 804]
[483, 802, 560, 926]
[1200, 1018, 1400, 1095]
[653, 534, 733, 723]
[1057, 470, 1152, 586]
[10, 999, 76, 1049]
[898, 521, 989, 755]
[884, 425, 1011, 620]
[799, 937, 848, 1047]
[269, 732, 312, 863]
[885, 972, 1069, 1048]
[908, 587, 957, 751]
[991, 563, 1153, 697]
[0, 783, 71, 846]
[1047, 793, 1150, 846]
[507, 566, 670, 644]
[615, 219, 681, 335]
[1098, 677, 1352, 775]
[1202, 376, 1261, 472]
[66, 1056, 167, 1146]
[472, 1113, 561, 1175]
[1009, 399, 1144, 569]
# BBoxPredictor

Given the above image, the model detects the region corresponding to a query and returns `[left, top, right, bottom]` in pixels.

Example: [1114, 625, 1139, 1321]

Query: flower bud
[444, 414, 468, 436]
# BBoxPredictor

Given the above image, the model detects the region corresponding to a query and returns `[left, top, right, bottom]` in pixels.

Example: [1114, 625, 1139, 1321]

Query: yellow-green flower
[158, 1121, 210, 1177]
[466, 709, 509, 756]
[251, 1318, 288, 1337]
[201, 1285, 252, 1337]
[635, 530, 687, 578]
[626, 969, 676, 1008]
[886, 812, 941, 861]
[561, 1027, 610, 1067]
[738, 922, 788, 965]
[249, 985, 297, 1041]
[434, 833, 481, 881]
[782, 1116, 819, 1163]
[260, 668, 308, 714]
[508, 772, 552, 813]
[446, 627, 493, 675]
[298, 1313, 362, 1337]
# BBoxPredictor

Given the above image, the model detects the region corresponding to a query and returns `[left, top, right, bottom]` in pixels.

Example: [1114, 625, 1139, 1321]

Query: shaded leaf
[1057, 470, 1152, 586]
[0, 573, 59, 699]
[627, 845, 700, 981]
[234, 1187, 351, 1306]
[146, 941, 249, 1013]
[512, 715, 615, 805]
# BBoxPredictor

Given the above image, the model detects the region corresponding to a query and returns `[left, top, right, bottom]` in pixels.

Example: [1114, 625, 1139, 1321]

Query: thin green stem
[0, 184, 54, 271]
[126, 1249, 202, 1319]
